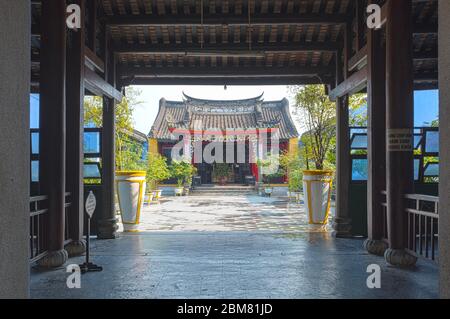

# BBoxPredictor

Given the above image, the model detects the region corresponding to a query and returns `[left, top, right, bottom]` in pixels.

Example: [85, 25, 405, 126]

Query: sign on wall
[387, 129, 413, 152]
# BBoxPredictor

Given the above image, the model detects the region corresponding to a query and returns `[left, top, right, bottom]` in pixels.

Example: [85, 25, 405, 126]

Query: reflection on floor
[31, 194, 438, 299]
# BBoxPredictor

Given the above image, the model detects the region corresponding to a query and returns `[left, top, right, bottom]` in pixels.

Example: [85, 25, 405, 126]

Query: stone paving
[119, 192, 332, 233]
[30, 193, 438, 299]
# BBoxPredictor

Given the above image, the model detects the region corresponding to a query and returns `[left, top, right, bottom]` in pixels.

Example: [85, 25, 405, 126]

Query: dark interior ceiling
[31, 0, 438, 89]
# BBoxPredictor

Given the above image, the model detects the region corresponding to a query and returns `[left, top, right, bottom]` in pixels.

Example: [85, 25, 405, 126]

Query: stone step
[191, 185, 257, 195]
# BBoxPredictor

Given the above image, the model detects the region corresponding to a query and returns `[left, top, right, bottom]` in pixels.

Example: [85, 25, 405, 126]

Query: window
[84, 131, 101, 155]
[352, 158, 368, 181]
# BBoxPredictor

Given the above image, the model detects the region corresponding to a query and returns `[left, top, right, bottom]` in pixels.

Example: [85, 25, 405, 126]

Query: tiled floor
[30, 194, 438, 299]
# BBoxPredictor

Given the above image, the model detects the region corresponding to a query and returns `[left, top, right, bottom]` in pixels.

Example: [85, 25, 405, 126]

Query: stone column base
[363, 239, 388, 256]
[65, 240, 86, 257]
[97, 218, 119, 239]
[37, 249, 68, 268]
[384, 248, 418, 267]
[332, 217, 352, 238]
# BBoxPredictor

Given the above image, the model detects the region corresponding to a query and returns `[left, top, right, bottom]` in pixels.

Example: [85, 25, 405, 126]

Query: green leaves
[83, 87, 145, 172]
[146, 153, 171, 190]
[170, 160, 195, 187]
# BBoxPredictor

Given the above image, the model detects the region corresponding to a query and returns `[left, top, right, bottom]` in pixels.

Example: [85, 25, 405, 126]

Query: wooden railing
[380, 191, 388, 244]
[405, 194, 439, 261]
[380, 191, 439, 262]
[64, 192, 73, 246]
[29, 195, 49, 263]
[29, 193, 73, 264]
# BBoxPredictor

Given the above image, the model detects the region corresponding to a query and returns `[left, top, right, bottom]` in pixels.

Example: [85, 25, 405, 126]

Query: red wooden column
[363, 9, 388, 256]
[98, 37, 119, 239]
[38, 0, 68, 267]
[65, 0, 87, 257]
[384, 0, 417, 266]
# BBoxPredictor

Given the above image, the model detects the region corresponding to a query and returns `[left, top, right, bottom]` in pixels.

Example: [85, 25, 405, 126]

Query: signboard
[387, 129, 413, 152]
[85, 191, 97, 218]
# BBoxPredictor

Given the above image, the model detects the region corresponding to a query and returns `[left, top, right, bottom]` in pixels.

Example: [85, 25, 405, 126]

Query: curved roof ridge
[182, 91, 264, 103]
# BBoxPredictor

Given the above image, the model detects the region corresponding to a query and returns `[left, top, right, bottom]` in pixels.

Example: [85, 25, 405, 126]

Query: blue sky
[414, 90, 439, 126]
[30, 88, 439, 133]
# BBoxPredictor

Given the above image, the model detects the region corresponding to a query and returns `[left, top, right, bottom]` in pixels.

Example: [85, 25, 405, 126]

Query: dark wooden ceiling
[31, 0, 438, 88]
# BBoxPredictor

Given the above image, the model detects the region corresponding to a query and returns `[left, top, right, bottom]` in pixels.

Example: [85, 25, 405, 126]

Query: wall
[0, 0, 31, 298]
[439, 0, 450, 299]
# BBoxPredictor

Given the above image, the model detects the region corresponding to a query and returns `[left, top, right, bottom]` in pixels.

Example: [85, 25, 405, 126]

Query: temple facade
[148, 94, 299, 185]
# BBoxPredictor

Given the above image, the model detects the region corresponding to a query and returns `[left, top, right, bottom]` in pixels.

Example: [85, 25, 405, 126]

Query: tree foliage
[146, 153, 171, 190]
[84, 87, 145, 171]
[170, 159, 195, 187]
[292, 85, 336, 170]
[291, 85, 367, 171]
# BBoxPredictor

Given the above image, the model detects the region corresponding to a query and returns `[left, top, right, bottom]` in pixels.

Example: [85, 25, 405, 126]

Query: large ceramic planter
[303, 170, 333, 225]
[116, 171, 147, 232]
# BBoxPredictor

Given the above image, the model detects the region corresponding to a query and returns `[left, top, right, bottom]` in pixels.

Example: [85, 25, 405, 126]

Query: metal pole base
[79, 262, 103, 274]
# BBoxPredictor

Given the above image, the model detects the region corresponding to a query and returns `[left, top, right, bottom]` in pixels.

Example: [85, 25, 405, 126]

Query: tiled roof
[149, 94, 299, 140]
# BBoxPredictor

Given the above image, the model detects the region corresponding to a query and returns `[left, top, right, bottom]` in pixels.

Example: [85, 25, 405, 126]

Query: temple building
[148, 94, 299, 185]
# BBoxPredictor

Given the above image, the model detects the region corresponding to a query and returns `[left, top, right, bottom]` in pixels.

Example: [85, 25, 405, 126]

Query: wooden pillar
[332, 24, 352, 237]
[98, 37, 118, 239]
[363, 5, 388, 256]
[384, 0, 417, 266]
[65, 0, 86, 257]
[38, 0, 68, 267]
[87, 0, 97, 51]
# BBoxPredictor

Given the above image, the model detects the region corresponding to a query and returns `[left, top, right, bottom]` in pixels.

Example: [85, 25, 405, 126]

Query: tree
[291, 85, 367, 171]
[292, 85, 336, 170]
[84, 87, 145, 171]
[146, 153, 171, 190]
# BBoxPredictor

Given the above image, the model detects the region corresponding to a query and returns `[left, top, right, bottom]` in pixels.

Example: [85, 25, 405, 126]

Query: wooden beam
[84, 66, 122, 102]
[107, 13, 349, 27]
[348, 45, 368, 72]
[85, 46, 105, 73]
[119, 76, 334, 87]
[329, 65, 368, 101]
[348, 44, 437, 72]
[119, 66, 334, 78]
[114, 42, 341, 54]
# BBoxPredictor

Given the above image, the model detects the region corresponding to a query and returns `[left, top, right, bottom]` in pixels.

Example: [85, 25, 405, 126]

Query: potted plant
[184, 166, 197, 195]
[146, 153, 171, 201]
[115, 136, 147, 232]
[116, 171, 147, 232]
[280, 150, 303, 200]
[288, 169, 303, 203]
[170, 159, 194, 196]
[258, 154, 284, 197]
[294, 85, 336, 224]
[214, 163, 230, 185]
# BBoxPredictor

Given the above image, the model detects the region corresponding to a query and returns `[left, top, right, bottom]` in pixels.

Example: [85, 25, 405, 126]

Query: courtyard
[30, 192, 438, 299]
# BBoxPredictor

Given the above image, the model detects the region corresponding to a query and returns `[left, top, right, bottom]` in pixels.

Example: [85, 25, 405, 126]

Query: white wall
[439, 0, 450, 299]
[0, 0, 31, 298]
